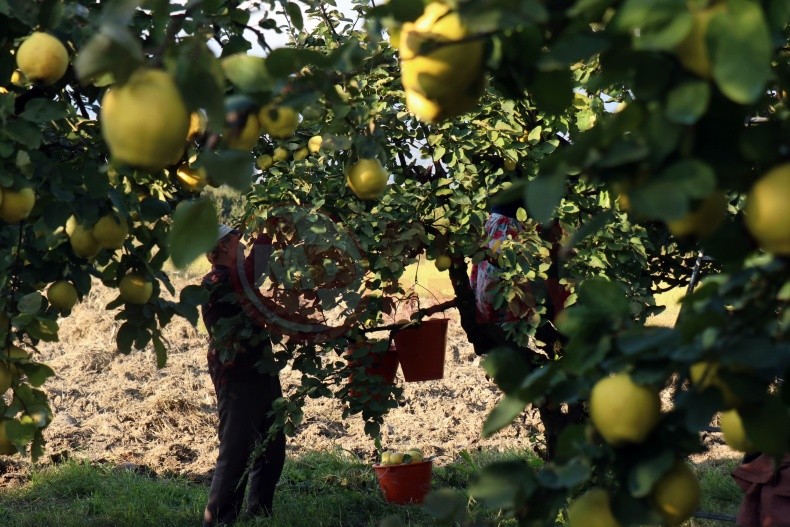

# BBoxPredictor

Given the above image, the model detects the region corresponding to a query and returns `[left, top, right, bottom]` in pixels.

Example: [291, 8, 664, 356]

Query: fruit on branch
[0, 420, 16, 455]
[175, 165, 208, 193]
[187, 110, 208, 142]
[16, 32, 69, 86]
[650, 461, 701, 526]
[666, 191, 727, 239]
[258, 104, 299, 138]
[0, 187, 35, 223]
[0, 363, 11, 396]
[119, 273, 153, 304]
[293, 147, 309, 162]
[674, 3, 727, 79]
[719, 409, 755, 453]
[308, 135, 323, 154]
[399, 2, 484, 122]
[347, 158, 388, 200]
[567, 488, 620, 527]
[256, 154, 274, 171]
[272, 147, 290, 163]
[589, 373, 661, 446]
[101, 68, 190, 171]
[689, 361, 742, 409]
[66, 216, 101, 258]
[92, 213, 129, 249]
[434, 255, 452, 271]
[225, 112, 261, 151]
[744, 163, 790, 255]
[47, 281, 79, 311]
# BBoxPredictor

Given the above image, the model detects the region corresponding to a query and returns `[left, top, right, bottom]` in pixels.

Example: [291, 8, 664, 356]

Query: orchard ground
[0, 260, 741, 524]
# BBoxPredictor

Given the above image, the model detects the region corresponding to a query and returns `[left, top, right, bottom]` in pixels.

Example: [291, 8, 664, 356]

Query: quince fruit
[101, 68, 190, 170]
[16, 32, 69, 86]
[0, 187, 35, 223]
[745, 163, 790, 255]
[119, 273, 153, 304]
[347, 158, 388, 200]
[590, 373, 661, 446]
[47, 280, 79, 311]
[92, 213, 129, 249]
[259, 104, 299, 138]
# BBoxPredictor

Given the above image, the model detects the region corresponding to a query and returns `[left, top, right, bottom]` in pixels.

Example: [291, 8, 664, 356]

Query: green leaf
[221, 53, 272, 93]
[462, 0, 547, 31]
[153, 335, 167, 369]
[180, 284, 209, 306]
[538, 34, 610, 70]
[529, 69, 573, 115]
[284, 2, 303, 30]
[421, 488, 467, 523]
[27, 318, 59, 342]
[578, 278, 631, 318]
[563, 210, 615, 254]
[20, 99, 68, 122]
[628, 450, 674, 497]
[709, 0, 772, 104]
[614, 0, 692, 50]
[468, 461, 537, 509]
[742, 397, 790, 458]
[483, 395, 528, 437]
[17, 293, 42, 315]
[387, 0, 424, 21]
[5, 119, 41, 149]
[659, 158, 716, 199]
[266, 48, 328, 78]
[481, 347, 530, 394]
[5, 418, 35, 446]
[172, 38, 226, 128]
[526, 172, 565, 223]
[199, 150, 253, 191]
[18, 363, 55, 387]
[74, 24, 143, 85]
[536, 458, 591, 489]
[629, 179, 688, 221]
[665, 80, 710, 125]
[116, 322, 136, 354]
[168, 198, 218, 269]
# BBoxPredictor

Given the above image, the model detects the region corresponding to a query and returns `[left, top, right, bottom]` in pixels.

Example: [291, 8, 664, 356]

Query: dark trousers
[203, 376, 286, 526]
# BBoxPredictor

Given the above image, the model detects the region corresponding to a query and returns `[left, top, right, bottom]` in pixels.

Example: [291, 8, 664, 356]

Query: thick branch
[448, 259, 511, 355]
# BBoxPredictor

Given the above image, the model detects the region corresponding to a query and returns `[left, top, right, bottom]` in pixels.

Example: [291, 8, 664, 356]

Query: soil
[0, 276, 738, 487]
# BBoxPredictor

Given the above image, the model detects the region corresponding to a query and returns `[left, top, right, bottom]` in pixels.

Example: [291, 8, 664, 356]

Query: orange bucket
[373, 460, 433, 504]
[394, 319, 448, 382]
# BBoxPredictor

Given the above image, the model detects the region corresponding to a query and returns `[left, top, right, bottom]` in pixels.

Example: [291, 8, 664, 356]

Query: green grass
[0, 448, 532, 527]
[0, 449, 743, 527]
[687, 458, 742, 527]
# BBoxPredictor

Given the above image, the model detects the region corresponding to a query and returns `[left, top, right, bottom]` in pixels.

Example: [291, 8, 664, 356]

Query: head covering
[216, 224, 236, 242]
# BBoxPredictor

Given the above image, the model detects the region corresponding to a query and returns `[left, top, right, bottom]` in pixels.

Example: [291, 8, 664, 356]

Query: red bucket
[394, 319, 448, 382]
[373, 460, 433, 504]
[347, 344, 399, 398]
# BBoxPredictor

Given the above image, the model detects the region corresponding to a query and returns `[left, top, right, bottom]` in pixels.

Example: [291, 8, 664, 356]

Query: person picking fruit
[200, 225, 284, 526]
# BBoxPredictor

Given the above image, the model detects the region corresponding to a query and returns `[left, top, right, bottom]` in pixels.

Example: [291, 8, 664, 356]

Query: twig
[318, 3, 341, 42]
[69, 87, 89, 119]
[692, 510, 736, 523]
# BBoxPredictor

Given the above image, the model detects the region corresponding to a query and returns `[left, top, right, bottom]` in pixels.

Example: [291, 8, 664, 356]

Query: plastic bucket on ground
[393, 318, 449, 382]
[373, 460, 433, 504]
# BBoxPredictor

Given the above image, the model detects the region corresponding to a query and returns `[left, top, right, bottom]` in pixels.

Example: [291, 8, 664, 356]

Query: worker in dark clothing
[201, 225, 285, 526]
